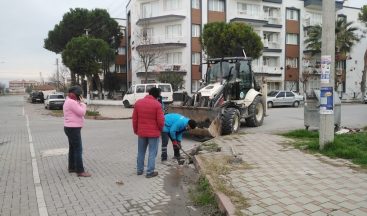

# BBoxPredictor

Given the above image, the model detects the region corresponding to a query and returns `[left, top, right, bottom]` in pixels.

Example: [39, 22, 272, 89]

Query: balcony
[136, 14, 185, 26]
[263, 39, 282, 52]
[263, 0, 282, 3]
[264, 16, 282, 27]
[136, 36, 186, 50]
[136, 66, 187, 78]
[264, 7, 282, 27]
[303, 16, 322, 27]
[231, 10, 268, 26]
[252, 65, 282, 76]
[303, 0, 344, 10]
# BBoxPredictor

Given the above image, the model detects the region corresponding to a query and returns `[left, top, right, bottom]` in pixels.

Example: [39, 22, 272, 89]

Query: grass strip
[282, 129, 367, 167]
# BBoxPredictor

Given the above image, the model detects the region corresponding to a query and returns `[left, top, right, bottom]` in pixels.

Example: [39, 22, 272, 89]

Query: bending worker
[161, 113, 197, 162]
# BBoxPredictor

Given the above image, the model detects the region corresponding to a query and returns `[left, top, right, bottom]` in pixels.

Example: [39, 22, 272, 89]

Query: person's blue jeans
[137, 137, 159, 175]
[64, 127, 84, 173]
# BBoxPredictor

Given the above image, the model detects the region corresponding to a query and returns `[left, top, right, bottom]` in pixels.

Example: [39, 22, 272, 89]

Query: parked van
[122, 83, 173, 108]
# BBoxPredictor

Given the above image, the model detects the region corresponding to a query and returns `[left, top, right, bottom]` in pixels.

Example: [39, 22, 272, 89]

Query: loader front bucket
[168, 105, 222, 137]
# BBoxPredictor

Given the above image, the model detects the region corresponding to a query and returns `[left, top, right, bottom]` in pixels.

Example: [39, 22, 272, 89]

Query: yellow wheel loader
[168, 57, 265, 137]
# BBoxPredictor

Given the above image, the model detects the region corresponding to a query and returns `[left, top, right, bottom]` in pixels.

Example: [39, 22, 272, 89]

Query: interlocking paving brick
[247, 205, 267, 214]
[303, 203, 322, 212]
[0, 97, 201, 216]
[266, 204, 284, 214]
[213, 133, 367, 215]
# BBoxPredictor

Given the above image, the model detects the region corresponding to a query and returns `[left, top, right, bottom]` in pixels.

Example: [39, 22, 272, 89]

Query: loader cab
[206, 57, 254, 100]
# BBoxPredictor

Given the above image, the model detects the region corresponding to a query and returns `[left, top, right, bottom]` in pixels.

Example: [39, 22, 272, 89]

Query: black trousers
[161, 132, 180, 160]
[64, 127, 84, 173]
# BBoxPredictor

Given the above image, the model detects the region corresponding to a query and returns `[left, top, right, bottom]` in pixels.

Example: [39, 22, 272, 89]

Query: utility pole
[56, 58, 59, 91]
[319, 0, 336, 150]
[84, 28, 90, 104]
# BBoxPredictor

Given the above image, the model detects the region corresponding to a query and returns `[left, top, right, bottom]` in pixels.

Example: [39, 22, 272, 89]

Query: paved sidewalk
[212, 134, 367, 216]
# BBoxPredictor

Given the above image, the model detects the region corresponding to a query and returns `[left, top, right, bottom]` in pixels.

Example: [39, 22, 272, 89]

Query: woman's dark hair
[68, 86, 83, 97]
[188, 119, 197, 129]
[148, 87, 161, 99]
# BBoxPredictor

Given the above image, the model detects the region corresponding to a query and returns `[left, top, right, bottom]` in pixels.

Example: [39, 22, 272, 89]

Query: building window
[237, 3, 260, 17]
[209, 0, 224, 12]
[286, 33, 298, 45]
[165, 24, 182, 39]
[310, 12, 322, 26]
[286, 9, 299, 21]
[267, 82, 280, 91]
[118, 47, 126, 55]
[166, 52, 182, 65]
[115, 65, 127, 73]
[192, 0, 200, 9]
[192, 52, 201, 65]
[141, 1, 159, 18]
[263, 57, 278, 67]
[164, 0, 181, 10]
[286, 58, 298, 69]
[192, 80, 200, 92]
[192, 24, 201, 37]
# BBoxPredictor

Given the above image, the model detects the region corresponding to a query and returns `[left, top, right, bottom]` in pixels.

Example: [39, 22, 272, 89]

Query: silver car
[267, 90, 304, 108]
[44, 93, 65, 110]
[364, 94, 367, 104]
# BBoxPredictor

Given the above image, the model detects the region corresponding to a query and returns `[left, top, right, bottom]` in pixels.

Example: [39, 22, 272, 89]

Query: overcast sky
[0, 0, 128, 85]
[0, 0, 365, 85]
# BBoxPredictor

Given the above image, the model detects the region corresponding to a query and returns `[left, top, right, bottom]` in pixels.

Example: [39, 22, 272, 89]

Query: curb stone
[193, 154, 236, 216]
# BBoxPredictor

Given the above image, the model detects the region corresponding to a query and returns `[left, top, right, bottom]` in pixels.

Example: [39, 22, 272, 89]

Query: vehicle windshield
[50, 95, 64, 99]
[206, 62, 233, 83]
[267, 91, 279, 97]
[158, 85, 171, 92]
[206, 60, 251, 84]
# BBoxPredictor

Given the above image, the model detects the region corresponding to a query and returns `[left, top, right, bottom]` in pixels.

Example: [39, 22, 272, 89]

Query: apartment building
[126, 0, 366, 99]
[9, 80, 39, 93]
[113, 18, 128, 91]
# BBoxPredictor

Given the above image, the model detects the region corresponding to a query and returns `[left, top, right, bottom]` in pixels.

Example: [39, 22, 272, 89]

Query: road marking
[25, 114, 49, 216]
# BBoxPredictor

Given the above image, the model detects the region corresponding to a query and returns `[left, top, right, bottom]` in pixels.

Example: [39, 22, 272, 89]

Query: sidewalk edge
[193, 155, 236, 216]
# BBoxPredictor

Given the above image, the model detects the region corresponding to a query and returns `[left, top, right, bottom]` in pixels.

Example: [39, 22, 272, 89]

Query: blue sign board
[320, 87, 333, 114]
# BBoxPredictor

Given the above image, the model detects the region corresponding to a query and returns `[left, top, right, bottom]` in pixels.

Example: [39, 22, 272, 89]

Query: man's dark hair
[188, 119, 197, 129]
[148, 87, 161, 99]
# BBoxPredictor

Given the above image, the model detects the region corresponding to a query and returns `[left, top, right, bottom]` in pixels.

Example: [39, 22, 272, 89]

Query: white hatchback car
[44, 93, 65, 110]
[267, 90, 304, 108]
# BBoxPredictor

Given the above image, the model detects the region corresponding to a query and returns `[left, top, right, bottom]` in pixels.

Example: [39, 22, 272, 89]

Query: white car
[44, 93, 65, 110]
[267, 90, 304, 108]
[364, 94, 367, 104]
[122, 83, 173, 108]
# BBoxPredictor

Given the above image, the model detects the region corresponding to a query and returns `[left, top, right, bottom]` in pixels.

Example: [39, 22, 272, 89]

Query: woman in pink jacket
[63, 86, 91, 177]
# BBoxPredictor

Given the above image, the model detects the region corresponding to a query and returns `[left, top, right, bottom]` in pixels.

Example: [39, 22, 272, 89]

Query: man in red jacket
[132, 87, 165, 178]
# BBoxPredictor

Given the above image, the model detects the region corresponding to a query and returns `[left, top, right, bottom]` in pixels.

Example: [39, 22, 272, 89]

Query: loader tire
[246, 95, 264, 127]
[221, 108, 241, 135]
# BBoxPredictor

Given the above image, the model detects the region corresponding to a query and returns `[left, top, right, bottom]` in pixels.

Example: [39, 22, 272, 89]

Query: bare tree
[48, 65, 70, 92]
[135, 20, 164, 83]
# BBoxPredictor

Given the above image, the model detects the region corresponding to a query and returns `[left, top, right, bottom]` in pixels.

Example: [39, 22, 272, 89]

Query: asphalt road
[243, 104, 367, 134]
